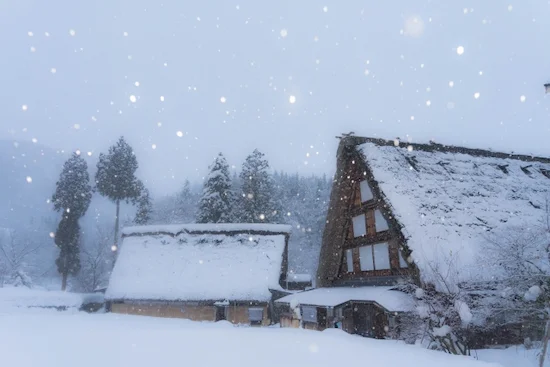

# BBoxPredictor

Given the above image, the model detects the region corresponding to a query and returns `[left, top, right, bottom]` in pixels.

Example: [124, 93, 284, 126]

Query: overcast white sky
[1, 1, 550, 196]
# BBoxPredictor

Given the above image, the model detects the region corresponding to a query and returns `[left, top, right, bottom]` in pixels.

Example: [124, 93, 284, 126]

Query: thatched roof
[106, 224, 290, 302]
[317, 136, 550, 290]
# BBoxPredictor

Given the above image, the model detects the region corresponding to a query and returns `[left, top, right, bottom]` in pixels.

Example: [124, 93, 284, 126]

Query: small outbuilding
[105, 223, 292, 326]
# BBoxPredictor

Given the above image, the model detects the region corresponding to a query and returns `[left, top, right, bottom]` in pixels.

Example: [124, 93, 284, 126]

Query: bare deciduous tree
[0, 229, 42, 288]
[76, 225, 114, 292]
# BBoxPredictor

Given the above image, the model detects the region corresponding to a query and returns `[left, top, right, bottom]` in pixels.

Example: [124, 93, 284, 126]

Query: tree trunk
[113, 199, 120, 249]
[540, 319, 550, 367]
[61, 272, 68, 291]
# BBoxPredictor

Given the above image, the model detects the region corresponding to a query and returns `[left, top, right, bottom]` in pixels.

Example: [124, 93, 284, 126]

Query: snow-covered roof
[122, 223, 292, 236]
[359, 138, 550, 287]
[106, 224, 289, 302]
[275, 286, 413, 312]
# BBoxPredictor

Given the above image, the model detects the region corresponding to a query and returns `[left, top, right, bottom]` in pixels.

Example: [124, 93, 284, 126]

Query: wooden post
[61, 272, 68, 291]
[113, 200, 120, 249]
[540, 319, 550, 367]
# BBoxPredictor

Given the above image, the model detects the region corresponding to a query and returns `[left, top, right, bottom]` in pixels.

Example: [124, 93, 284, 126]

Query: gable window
[374, 209, 389, 232]
[359, 242, 391, 271]
[302, 306, 317, 323]
[352, 214, 367, 237]
[360, 180, 374, 202]
[248, 307, 264, 325]
[345, 249, 354, 273]
[359, 245, 374, 271]
[399, 250, 408, 268]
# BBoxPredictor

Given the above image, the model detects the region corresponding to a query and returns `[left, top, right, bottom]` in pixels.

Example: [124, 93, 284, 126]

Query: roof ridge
[342, 135, 550, 164]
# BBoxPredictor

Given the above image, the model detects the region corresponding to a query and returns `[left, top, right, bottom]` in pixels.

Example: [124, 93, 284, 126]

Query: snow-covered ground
[0, 310, 499, 367]
[0, 287, 540, 367]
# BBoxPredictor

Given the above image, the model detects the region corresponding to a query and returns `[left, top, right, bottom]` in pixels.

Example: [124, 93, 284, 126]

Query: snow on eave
[121, 223, 293, 237]
[275, 286, 413, 313]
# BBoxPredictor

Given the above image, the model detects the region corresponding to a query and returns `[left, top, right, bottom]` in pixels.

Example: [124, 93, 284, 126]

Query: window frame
[352, 214, 367, 238]
[248, 307, 264, 325]
[301, 306, 318, 323]
[357, 242, 391, 272]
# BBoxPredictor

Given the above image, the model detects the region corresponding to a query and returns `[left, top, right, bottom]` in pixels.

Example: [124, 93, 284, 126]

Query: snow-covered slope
[361, 141, 550, 288]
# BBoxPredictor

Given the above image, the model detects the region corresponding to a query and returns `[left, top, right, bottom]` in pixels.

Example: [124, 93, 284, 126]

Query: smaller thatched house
[105, 223, 291, 326]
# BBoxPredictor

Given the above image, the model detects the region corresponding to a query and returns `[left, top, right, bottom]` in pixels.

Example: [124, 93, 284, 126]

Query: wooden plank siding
[317, 136, 419, 287]
[111, 302, 270, 326]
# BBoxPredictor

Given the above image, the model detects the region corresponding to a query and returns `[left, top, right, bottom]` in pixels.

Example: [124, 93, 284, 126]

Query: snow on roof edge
[122, 223, 293, 237]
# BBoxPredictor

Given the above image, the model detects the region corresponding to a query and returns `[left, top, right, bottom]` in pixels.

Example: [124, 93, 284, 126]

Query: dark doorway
[215, 306, 227, 321]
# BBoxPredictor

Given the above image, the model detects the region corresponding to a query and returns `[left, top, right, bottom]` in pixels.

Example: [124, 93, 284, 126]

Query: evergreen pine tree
[54, 216, 81, 291]
[173, 180, 196, 223]
[133, 181, 152, 225]
[237, 149, 282, 223]
[196, 153, 234, 223]
[51, 152, 91, 290]
[95, 137, 141, 249]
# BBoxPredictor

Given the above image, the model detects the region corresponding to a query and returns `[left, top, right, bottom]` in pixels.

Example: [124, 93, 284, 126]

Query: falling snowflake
[456, 46, 465, 55]
[49, 232, 55, 238]
[151, 144, 157, 149]
[21, 105, 28, 111]
[111, 245, 117, 252]
[449, 81, 454, 87]
[27, 31, 34, 37]
[87, 152, 92, 156]
[50, 68, 57, 74]
[520, 95, 526, 102]
[220, 96, 227, 103]
[45, 32, 50, 37]
[30, 46, 36, 53]
[74, 124, 80, 130]
[323, 6, 328, 13]
[403, 16, 425, 37]
[160, 96, 165, 102]
[474, 92, 480, 99]
[129, 95, 137, 103]
[426, 100, 431, 106]
[32, 138, 37, 143]
[176, 131, 183, 137]
[508, 5, 513, 11]
[410, 116, 415, 120]
[123, 31, 129, 37]
[69, 29, 76, 36]
[407, 145, 414, 152]
[280, 29, 288, 38]
[26, 176, 32, 183]
[75, 150, 81, 155]
[259, 214, 266, 220]
[134, 81, 140, 87]
[289, 95, 296, 104]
